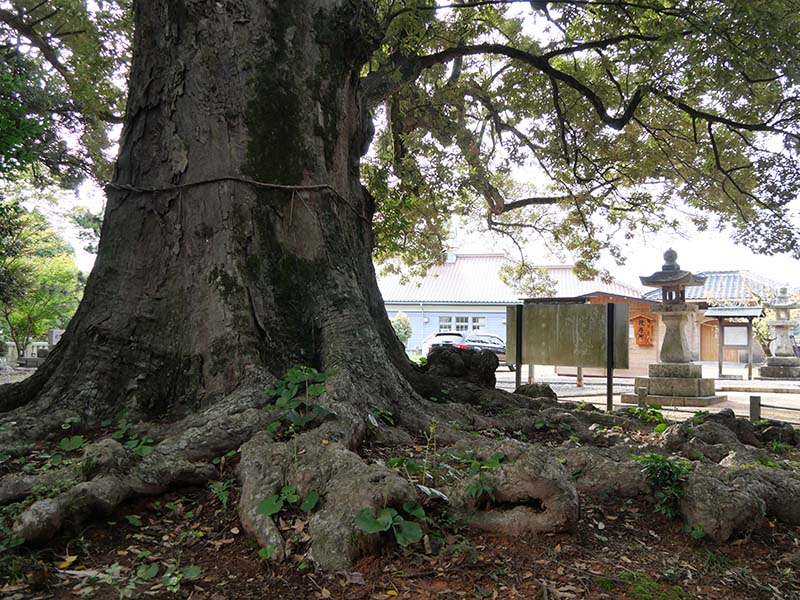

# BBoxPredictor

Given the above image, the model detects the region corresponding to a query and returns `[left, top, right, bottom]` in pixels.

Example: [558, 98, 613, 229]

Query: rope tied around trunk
[105, 177, 368, 222]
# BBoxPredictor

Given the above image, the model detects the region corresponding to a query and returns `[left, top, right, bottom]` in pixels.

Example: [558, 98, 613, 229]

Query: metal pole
[746, 317, 753, 381]
[514, 304, 523, 390]
[717, 317, 724, 378]
[749, 395, 761, 421]
[606, 303, 614, 412]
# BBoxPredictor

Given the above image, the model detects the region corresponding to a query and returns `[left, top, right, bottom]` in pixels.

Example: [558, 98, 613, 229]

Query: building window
[455, 316, 470, 331]
[439, 316, 453, 331]
[471, 316, 486, 331]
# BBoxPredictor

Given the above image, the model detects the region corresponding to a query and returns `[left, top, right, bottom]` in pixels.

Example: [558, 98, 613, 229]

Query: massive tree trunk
[0, 0, 430, 565]
[3, 0, 407, 422]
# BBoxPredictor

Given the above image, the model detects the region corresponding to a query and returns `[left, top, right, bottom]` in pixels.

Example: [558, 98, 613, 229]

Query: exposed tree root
[3, 350, 800, 571]
[444, 439, 580, 536]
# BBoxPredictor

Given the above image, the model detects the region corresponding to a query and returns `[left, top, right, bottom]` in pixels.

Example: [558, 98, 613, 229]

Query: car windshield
[432, 334, 463, 342]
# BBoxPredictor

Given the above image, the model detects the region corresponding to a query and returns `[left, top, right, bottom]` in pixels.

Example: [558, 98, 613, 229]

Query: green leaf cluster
[109, 411, 155, 458]
[628, 405, 665, 425]
[633, 453, 692, 518]
[256, 486, 320, 517]
[265, 366, 336, 434]
[355, 501, 426, 547]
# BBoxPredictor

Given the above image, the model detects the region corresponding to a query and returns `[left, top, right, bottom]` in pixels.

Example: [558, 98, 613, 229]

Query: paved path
[495, 367, 800, 425]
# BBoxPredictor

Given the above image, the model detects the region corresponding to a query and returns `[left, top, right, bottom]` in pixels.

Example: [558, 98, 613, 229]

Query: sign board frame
[722, 324, 749, 349]
[506, 303, 629, 369]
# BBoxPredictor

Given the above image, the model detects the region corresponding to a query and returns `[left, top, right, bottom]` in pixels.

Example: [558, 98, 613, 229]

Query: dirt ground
[2, 435, 799, 600]
[3, 366, 800, 599]
[0, 366, 34, 387]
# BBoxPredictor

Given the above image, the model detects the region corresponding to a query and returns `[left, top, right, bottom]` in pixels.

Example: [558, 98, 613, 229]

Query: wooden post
[749, 395, 761, 421]
[606, 303, 614, 412]
[576, 366, 584, 388]
[514, 304, 523, 391]
[717, 317, 724, 378]
[746, 317, 754, 381]
[527, 364, 534, 384]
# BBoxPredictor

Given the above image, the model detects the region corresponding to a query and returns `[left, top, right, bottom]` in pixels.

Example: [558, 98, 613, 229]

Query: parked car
[423, 331, 515, 370]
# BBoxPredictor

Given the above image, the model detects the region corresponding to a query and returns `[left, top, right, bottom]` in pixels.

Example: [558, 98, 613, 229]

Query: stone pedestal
[658, 309, 693, 363]
[622, 362, 726, 407]
[758, 288, 800, 380]
[760, 356, 800, 379]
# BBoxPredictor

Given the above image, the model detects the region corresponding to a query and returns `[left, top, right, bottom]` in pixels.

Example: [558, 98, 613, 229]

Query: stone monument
[759, 288, 800, 379]
[622, 249, 725, 406]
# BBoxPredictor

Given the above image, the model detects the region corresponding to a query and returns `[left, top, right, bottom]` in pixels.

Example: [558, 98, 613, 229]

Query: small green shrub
[457, 452, 505, 505]
[628, 405, 665, 424]
[703, 550, 732, 572]
[256, 486, 320, 516]
[355, 501, 425, 547]
[767, 440, 791, 455]
[209, 480, 234, 510]
[686, 524, 705, 540]
[633, 454, 692, 518]
[265, 366, 336, 435]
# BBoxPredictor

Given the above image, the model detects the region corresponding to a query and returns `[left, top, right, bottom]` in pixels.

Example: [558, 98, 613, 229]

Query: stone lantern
[621, 249, 724, 407]
[640, 248, 705, 363]
[760, 288, 800, 379]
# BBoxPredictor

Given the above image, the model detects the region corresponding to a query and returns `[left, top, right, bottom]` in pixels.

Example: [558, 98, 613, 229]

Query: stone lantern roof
[766, 287, 800, 311]
[640, 248, 706, 289]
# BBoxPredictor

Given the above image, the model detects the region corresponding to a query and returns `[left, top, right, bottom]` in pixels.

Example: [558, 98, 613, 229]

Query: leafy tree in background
[0, 1, 131, 184]
[1, 253, 82, 356]
[499, 261, 557, 298]
[391, 311, 414, 346]
[0, 201, 81, 355]
[0, 197, 71, 302]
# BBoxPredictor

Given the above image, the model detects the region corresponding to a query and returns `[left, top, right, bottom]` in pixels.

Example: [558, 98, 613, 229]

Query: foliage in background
[0, 201, 82, 354]
[498, 261, 557, 298]
[364, 0, 800, 277]
[0, 1, 131, 184]
[390, 311, 413, 346]
[68, 205, 103, 254]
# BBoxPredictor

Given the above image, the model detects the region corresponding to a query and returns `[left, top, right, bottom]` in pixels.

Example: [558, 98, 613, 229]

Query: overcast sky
[454, 220, 800, 291]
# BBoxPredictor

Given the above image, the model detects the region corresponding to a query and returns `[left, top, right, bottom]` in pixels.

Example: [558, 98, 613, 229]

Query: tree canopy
[364, 0, 800, 275]
[1, 0, 799, 274]
[0, 0, 130, 185]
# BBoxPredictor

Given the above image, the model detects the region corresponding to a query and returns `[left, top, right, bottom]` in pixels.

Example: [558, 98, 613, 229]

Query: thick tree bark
[1, 0, 409, 426]
[0, 0, 443, 568]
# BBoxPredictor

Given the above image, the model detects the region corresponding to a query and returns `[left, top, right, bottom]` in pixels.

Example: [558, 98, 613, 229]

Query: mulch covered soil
[2, 461, 798, 600]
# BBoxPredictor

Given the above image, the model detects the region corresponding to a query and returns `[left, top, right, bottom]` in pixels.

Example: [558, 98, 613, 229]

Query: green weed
[632, 454, 692, 518]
